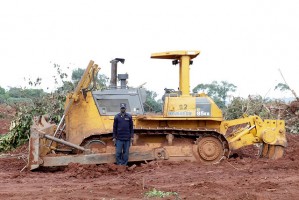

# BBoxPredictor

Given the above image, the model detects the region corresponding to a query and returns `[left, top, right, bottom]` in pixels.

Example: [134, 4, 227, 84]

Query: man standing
[113, 103, 134, 165]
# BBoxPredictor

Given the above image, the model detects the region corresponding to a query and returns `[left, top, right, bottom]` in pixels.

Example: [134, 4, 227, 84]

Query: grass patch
[145, 188, 178, 198]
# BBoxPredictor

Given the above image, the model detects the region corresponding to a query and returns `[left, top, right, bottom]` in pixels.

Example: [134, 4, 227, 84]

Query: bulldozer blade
[28, 131, 41, 170]
[41, 151, 155, 167]
[28, 130, 156, 169]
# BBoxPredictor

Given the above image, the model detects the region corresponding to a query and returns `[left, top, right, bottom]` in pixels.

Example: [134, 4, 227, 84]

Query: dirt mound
[64, 163, 127, 179]
[0, 143, 28, 172]
[0, 156, 26, 172]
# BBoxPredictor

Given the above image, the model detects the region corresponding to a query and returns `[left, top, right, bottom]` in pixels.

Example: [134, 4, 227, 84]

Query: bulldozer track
[81, 128, 230, 164]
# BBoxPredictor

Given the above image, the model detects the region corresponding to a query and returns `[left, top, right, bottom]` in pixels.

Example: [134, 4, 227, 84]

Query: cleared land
[0, 134, 298, 200]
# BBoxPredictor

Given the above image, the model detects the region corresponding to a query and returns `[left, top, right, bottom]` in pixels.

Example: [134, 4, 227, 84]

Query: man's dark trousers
[115, 139, 131, 165]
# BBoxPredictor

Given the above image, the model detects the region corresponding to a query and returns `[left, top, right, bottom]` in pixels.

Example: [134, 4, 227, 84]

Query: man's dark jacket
[113, 112, 134, 140]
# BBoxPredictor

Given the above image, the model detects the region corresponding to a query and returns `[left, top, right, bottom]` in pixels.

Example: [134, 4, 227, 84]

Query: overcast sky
[0, 0, 298, 99]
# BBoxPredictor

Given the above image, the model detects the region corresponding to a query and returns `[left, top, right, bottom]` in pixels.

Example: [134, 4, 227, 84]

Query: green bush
[0, 110, 32, 152]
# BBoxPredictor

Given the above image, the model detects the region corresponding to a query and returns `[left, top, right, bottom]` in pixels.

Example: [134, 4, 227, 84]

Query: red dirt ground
[0, 134, 298, 200]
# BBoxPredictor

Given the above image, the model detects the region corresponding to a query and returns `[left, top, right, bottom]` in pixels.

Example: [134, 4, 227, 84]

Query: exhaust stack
[118, 74, 128, 89]
[109, 58, 125, 88]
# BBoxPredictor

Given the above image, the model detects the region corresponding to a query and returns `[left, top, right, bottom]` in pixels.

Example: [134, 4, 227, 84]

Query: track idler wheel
[84, 140, 106, 153]
[197, 136, 224, 164]
[260, 143, 284, 159]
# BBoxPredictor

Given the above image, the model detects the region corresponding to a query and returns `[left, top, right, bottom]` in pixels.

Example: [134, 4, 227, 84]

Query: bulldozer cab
[92, 87, 146, 116]
[92, 58, 146, 116]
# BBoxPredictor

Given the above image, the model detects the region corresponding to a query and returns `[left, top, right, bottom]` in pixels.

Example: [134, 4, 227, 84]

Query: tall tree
[0, 86, 5, 95]
[144, 89, 162, 113]
[0, 86, 8, 103]
[6, 87, 44, 99]
[6, 87, 24, 98]
[275, 82, 299, 101]
[97, 74, 109, 89]
[193, 81, 237, 108]
[71, 68, 85, 86]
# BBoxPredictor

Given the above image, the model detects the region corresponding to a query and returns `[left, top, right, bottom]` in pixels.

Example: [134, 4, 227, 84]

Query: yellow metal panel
[162, 96, 223, 119]
[164, 96, 196, 117]
[151, 50, 200, 59]
[137, 117, 223, 121]
[229, 134, 260, 150]
[66, 93, 110, 145]
[180, 55, 190, 96]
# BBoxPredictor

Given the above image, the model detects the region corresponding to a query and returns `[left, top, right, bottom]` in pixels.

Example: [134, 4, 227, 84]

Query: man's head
[120, 103, 126, 113]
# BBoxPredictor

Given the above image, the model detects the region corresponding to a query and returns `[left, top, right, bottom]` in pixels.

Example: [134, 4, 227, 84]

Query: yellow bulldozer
[28, 50, 287, 170]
